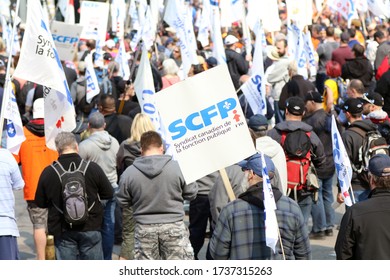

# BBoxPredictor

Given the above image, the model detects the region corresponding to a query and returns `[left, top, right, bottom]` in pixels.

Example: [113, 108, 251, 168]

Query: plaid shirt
[209, 195, 311, 260]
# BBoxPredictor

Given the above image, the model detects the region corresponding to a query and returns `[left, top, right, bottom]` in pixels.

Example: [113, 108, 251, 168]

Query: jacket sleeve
[310, 131, 326, 172]
[182, 182, 198, 201]
[292, 204, 312, 260]
[90, 162, 114, 200]
[209, 206, 232, 260]
[116, 172, 133, 208]
[335, 208, 355, 259]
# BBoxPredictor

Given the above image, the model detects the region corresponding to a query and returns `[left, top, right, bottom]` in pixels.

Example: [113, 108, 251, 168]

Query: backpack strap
[50, 161, 67, 182]
[77, 159, 90, 176]
[349, 126, 366, 138]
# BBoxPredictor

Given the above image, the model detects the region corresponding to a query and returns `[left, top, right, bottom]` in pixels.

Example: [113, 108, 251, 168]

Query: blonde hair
[128, 113, 156, 142]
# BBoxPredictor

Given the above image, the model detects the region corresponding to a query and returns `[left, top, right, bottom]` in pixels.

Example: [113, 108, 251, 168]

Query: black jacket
[303, 109, 336, 179]
[225, 48, 249, 90]
[342, 119, 378, 190]
[278, 75, 316, 111]
[335, 188, 390, 259]
[375, 69, 390, 115]
[104, 113, 133, 144]
[341, 57, 373, 91]
[35, 153, 113, 237]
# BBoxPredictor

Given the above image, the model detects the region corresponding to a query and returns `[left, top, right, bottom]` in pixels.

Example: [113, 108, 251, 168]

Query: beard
[240, 172, 250, 192]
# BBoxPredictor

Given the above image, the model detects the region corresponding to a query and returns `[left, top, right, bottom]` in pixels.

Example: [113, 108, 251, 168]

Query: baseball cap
[368, 154, 390, 177]
[238, 153, 275, 177]
[366, 92, 384, 107]
[105, 39, 115, 49]
[224, 35, 239, 45]
[206, 57, 218, 68]
[342, 98, 363, 114]
[305, 90, 323, 103]
[32, 98, 44, 119]
[286, 96, 305, 116]
[248, 114, 268, 132]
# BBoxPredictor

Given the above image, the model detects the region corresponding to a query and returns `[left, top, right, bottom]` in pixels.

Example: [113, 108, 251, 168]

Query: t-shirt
[323, 79, 338, 112]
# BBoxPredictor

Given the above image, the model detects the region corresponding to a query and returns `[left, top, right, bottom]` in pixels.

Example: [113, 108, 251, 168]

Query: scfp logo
[168, 98, 237, 140]
[52, 34, 78, 44]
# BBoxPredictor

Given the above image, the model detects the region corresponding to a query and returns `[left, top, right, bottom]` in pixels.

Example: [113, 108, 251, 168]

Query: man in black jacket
[35, 132, 113, 260]
[224, 34, 249, 90]
[335, 154, 390, 259]
[340, 98, 379, 203]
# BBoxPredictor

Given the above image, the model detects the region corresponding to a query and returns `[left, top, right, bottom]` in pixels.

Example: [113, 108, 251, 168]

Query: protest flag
[13, 0, 76, 150]
[84, 53, 100, 103]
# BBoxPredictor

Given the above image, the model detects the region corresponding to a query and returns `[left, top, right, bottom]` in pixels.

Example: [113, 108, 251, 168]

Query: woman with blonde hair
[116, 113, 156, 259]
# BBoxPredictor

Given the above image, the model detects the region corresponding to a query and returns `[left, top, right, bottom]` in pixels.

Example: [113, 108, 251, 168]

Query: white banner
[286, 0, 312, 30]
[210, 7, 226, 65]
[13, 0, 76, 150]
[3, 81, 25, 154]
[84, 53, 100, 103]
[155, 65, 256, 183]
[115, 39, 131, 81]
[79, 1, 109, 42]
[331, 115, 353, 206]
[50, 21, 83, 61]
[367, 0, 390, 18]
[288, 23, 307, 79]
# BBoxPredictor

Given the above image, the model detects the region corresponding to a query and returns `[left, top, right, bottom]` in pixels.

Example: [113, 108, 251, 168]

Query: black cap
[305, 90, 323, 103]
[286, 96, 305, 116]
[367, 92, 384, 107]
[342, 98, 363, 114]
[248, 114, 268, 131]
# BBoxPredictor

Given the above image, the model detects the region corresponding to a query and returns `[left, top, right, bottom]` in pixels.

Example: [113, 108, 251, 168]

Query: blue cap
[238, 153, 275, 177]
[368, 154, 390, 177]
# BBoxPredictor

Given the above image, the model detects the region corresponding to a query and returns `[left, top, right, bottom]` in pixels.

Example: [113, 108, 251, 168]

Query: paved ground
[15, 188, 345, 260]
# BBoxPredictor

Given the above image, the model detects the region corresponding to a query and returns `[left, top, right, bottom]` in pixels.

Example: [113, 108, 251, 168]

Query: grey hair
[55, 132, 78, 155]
[88, 111, 105, 129]
[162, 58, 179, 75]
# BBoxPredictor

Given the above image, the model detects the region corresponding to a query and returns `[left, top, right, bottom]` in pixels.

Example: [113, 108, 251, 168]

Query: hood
[133, 154, 172, 178]
[87, 130, 113, 151]
[256, 136, 281, 158]
[123, 140, 141, 158]
[239, 182, 283, 208]
[344, 57, 370, 77]
[26, 119, 45, 137]
[274, 120, 313, 133]
[367, 110, 388, 121]
[349, 119, 377, 132]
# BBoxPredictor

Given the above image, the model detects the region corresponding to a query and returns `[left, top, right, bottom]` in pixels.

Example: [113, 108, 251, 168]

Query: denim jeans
[101, 183, 118, 260]
[311, 175, 335, 232]
[55, 231, 103, 260]
[298, 195, 313, 229]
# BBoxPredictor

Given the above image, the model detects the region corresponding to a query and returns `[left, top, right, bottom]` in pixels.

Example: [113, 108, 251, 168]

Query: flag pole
[0, 0, 21, 148]
[276, 225, 286, 260]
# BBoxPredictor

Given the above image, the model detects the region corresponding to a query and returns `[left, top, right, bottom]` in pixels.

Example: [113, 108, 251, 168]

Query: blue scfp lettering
[251, 75, 262, 93]
[168, 98, 237, 140]
[52, 34, 78, 44]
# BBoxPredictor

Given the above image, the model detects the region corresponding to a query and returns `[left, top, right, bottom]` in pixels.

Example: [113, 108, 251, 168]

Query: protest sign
[50, 21, 83, 61]
[155, 65, 256, 183]
[79, 1, 109, 42]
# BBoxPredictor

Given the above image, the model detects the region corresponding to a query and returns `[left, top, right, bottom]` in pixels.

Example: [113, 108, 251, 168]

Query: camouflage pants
[134, 221, 194, 260]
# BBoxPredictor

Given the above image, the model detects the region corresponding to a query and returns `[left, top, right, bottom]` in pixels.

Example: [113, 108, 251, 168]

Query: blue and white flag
[111, 0, 126, 38]
[331, 115, 353, 206]
[260, 152, 279, 253]
[164, 0, 198, 78]
[196, 0, 211, 48]
[84, 53, 100, 103]
[134, 45, 173, 155]
[241, 23, 267, 115]
[367, 0, 390, 18]
[115, 39, 131, 81]
[288, 23, 307, 79]
[3, 81, 25, 154]
[210, 6, 226, 65]
[303, 30, 317, 78]
[13, 0, 76, 150]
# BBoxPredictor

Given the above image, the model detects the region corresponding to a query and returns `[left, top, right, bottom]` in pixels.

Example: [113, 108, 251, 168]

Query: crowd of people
[1, 1, 390, 261]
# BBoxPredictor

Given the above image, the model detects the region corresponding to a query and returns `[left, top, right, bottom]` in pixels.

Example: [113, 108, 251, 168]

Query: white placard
[155, 65, 256, 183]
[79, 1, 109, 42]
[50, 21, 83, 61]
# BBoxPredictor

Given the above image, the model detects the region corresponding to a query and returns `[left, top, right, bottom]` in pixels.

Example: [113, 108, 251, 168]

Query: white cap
[33, 98, 44, 119]
[105, 39, 115, 49]
[224, 35, 238, 45]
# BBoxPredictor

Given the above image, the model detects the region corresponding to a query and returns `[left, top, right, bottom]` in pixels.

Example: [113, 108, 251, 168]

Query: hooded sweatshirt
[78, 130, 120, 184]
[117, 154, 198, 224]
[116, 140, 141, 175]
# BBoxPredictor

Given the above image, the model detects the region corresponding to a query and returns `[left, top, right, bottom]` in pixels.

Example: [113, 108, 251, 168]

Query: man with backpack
[268, 96, 326, 226]
[35, 132, 113, 260]
[365, 92, 390, 144]
[340, 98, 389, 203]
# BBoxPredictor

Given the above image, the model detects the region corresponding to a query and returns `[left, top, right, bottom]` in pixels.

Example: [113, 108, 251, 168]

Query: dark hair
[140, 131, 163, 152]
[326, 26, 334, 37]
[374, 30, 385, 40]
[348, 28, 356, 38]
[352, 43, 364, 57]
[370, 173, 390, 189]
[192, 64, 205, 75]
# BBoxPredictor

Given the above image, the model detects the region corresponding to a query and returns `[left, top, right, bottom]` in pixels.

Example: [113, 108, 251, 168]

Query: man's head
[340, 32, 350, 44]
[55, 132, 78, 155]
[248, 114, 268, 137]
[374, 30, 386, 44]
[275, 38, 288, 57]
[367, 92, 385, 111]
[224, 34, 239, 49]
[98, 95, 116, 115]
[285, 96, 305, 120]
[342, 98, 363, 122]
[287, 60, 298, 78]
[238, 153, 275, 191]
[88, 111, 106, 131]
[140, 131, 164, 156]
[304, 90, 323, 114]
[368, 154, 390, 189]
[347, 79, 365, 98]
[352, 43, 364, 58]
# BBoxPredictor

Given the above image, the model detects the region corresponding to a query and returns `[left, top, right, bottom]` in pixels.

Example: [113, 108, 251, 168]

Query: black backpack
[51, 160, 93, 227]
